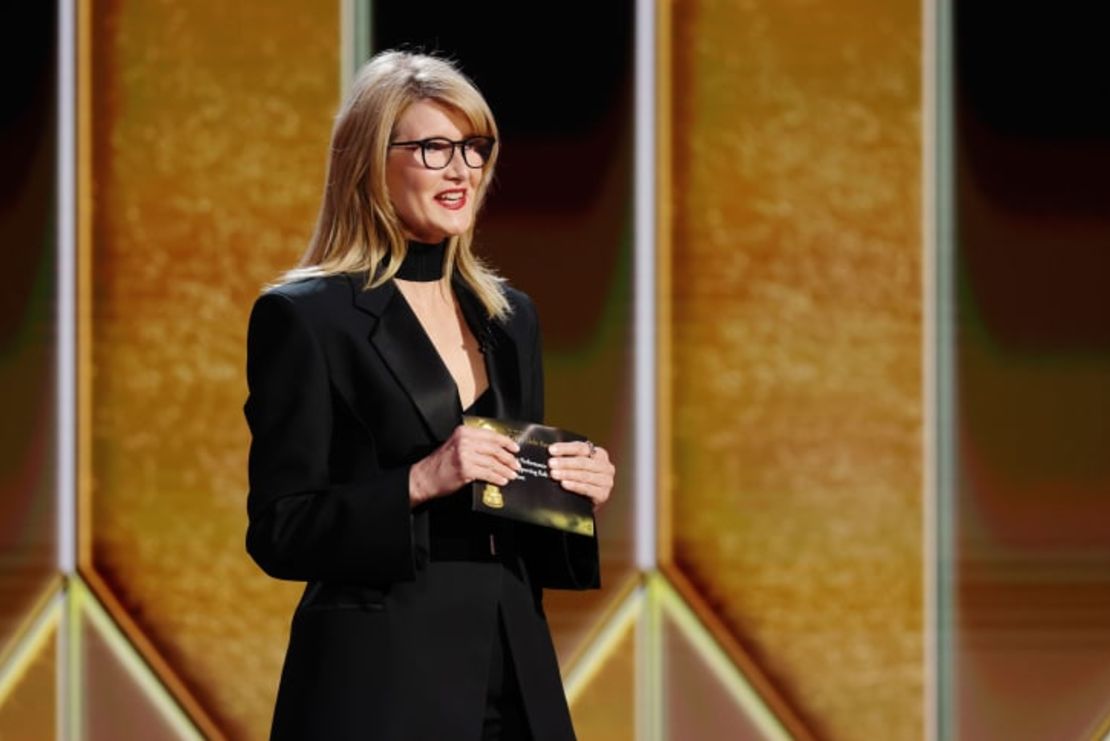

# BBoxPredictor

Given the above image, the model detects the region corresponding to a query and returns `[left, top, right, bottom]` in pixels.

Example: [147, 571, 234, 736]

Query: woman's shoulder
[498, 282, 537, 315]
[247, 273, 363, 342]
[255, 272, 356, 313]
[495, 283, 541, 343]
[496, 282, 540, 329]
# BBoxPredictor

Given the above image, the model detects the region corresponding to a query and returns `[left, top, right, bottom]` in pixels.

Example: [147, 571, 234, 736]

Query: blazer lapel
[348, 270, 524, 441]
[452, 273, 523, 422]
[350, 272, 458, 442]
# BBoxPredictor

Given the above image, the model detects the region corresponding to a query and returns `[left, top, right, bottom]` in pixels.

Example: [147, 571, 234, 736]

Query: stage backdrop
[4, 1, 1109, 740]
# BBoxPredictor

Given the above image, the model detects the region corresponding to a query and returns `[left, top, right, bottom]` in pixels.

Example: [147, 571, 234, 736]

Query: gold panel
[82, 1, 339, 737]
[666, 0, 923, 738]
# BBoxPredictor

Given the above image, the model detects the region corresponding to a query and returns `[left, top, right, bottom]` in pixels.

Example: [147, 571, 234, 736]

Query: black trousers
[482, 605, 533, 741]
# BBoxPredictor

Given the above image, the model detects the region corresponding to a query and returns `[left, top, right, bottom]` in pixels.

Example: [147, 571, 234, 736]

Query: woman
[243, 50, 615, 741]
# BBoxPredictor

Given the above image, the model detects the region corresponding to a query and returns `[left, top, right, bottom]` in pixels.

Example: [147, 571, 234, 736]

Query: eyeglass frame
[387, 136, 497, 170]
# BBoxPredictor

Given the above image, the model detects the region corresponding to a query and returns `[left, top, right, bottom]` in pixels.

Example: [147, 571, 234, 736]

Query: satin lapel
[484, 322, 522, 421]
[452, 274, 523, 422]
[349, 272, 459, 443]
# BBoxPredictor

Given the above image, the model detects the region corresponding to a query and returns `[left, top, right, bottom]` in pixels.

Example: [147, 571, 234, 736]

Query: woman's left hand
[548, 441, 615, 513]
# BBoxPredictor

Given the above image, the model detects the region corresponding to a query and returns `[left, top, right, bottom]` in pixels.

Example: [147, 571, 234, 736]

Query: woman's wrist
[408, 459, 433, 507]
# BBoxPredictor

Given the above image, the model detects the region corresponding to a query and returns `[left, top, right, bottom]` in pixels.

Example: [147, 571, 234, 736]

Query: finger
[550, 468, 612, 488]
[460, 432, 516, 458]
[473, 441, 521, 471]
[464, 447, 520, 480]
[558, 479, 609, 506]
[493, 432, 521, 453]
[548, 441, 592, 458]
[562, 445, 609, 463]
[548, 456, 613, 473]
[462, 426, 521, 453]
[480, 461, 519, 486]
[466, 460, 514, 486]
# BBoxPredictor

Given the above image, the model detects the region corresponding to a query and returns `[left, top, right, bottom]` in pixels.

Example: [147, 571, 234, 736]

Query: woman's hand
[548, 441, 615, 513]
[409, 425, 522, 506]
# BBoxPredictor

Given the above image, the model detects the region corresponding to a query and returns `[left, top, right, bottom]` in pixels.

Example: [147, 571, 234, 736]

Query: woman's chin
[441, 209, 476, 234]
[406, 220, 471, 243]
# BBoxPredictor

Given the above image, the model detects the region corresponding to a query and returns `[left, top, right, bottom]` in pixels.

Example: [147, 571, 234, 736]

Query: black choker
[395, 239, 447, 281]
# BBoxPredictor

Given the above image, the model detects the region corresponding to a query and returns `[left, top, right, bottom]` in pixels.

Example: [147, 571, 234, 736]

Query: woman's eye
[424, 141, 453, 153]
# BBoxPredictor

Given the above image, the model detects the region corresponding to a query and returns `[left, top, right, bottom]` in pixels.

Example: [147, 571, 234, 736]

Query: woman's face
[385, 99, 486, 243]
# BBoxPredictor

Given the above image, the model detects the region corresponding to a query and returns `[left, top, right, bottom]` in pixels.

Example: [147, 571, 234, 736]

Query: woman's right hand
[408, 425, 522, 506]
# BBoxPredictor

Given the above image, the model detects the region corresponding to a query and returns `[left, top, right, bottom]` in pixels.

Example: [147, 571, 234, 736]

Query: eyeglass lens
[421, 138, 494, 169]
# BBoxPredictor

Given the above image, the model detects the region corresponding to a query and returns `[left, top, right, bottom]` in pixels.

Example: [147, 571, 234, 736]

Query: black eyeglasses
[388, 136, 496, 170]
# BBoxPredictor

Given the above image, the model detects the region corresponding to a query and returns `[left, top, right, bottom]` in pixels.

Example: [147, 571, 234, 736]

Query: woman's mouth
[435, 190, 467, 211]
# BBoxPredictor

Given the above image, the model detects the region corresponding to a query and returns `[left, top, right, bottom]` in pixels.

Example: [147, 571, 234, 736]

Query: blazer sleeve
[518, 295, 602, 591]
[243, 291, 415, 586]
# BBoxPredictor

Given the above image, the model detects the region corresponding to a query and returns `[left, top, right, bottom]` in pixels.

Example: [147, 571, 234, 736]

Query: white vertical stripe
[635, 1, 659, 738]
[57, 583, 74, 741]
[57, 1, 77, 735]
[341, 0, 372, 92]
[928, 0, 957, 738]
[637, 577, 663, 741]
[355, 0, 372, 67]
[340, 0, 354, 96]
[57, 0, 76, 577]
[634, 0, 657, 574]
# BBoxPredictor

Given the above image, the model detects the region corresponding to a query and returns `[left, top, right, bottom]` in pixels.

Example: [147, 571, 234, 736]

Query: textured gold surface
[85, 1, 338, 737]
[0, 618, 55, 741]
[668, 1, 923, 738]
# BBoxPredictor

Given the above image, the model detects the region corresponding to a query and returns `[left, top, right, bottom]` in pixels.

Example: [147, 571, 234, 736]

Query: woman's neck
[395, 238, 448, 282]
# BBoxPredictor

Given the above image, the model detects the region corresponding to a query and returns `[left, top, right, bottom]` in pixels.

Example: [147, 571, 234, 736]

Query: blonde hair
[272, 50, 510, 319]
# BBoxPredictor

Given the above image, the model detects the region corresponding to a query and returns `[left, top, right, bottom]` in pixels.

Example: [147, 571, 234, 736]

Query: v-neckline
[392, 281, 491, 412]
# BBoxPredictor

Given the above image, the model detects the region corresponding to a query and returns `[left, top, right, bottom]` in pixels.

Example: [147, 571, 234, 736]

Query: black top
[395, 239, 448, 281]
[462, 385, 495, 416]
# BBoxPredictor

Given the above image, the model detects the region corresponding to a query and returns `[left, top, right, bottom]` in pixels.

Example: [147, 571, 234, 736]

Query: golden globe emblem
[482, 483, 504, 509]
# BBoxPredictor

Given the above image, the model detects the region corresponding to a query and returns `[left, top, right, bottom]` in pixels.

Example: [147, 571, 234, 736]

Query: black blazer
[243, 268, 600, 741]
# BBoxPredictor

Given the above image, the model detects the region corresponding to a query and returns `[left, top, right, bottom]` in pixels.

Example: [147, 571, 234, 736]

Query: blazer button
[489, 533, 497, 556]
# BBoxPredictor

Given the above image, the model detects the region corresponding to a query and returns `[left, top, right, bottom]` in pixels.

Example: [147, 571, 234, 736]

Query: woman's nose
[443, 148, 468, 180]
